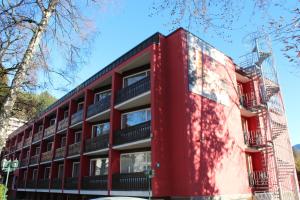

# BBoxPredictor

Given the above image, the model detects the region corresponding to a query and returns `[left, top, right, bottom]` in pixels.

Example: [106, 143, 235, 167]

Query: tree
[0, 0, 102, 146]
[152, 0, 299, 65]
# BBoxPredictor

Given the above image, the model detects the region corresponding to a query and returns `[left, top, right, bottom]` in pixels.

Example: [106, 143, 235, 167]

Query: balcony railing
[57, 118, 68, 132]
[20, 158, 29, 167]
[87, 95, 111, 119]
[41, 151, 52, 163]
[114, 121, 151, 146]
[33, 131, 43, 143]
[71, 110, 83, 125]
[249, 171, 269, 187]
[239, 92, 265, 110]
[37, 179, 50, 189]
[26, 180, 36, 188]
[24, 137, 32, 147]
[244, 130, 265, 147]
[55, 147, 65, 159]
[44, 124, 56, 137]
[68, 142, 81, 157]
[51, 178, 62, 189]
[115, 76, 150, 105]
[10, 146, 16, 153]
[18, 180, 26, 188]
[17, 142, 23, 150]
[30, 155, 39, 165]
[85, 133, 109, 153]
[82, 175, 108, 190]
[112, 172, 150, 191]
[64, 177, 78, 189]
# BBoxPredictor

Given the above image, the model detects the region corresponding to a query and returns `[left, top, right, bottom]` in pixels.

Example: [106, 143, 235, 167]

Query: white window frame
[77, 102, 84, 111]
[120, 151, 151, 174]
[46, 142, 53, 152]
[89, 158, 108, 176]
[94, 89, 111, 104]
[91, 122, 110, 138]
[44, 167, 51, 179]
[72, 162, 80, 177]
[121, 108, 151, 129]
[122, 70, 150, 88]
[32, 169, 38, 180]
[49, 118, 56, 126]
[58, 164, 64, 179]
[35, 147, 40, 155]
[74, 131, 82, 143]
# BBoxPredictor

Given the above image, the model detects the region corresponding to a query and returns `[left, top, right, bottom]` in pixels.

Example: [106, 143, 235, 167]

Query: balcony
[84, 133, 109, 155]
[32, 131, 43, 143]
[55, 147, 65, 160]
[24, 137, 32, 147]
[113, 121, 151, 149]
[44, 124, 56, 138]
[18, 180, 26, 188]
[249, 171, 268, 187]
[17, 142, 23, 150]
[20, 158, 29, 167]
[115, 76, 150, 110]
[37, 179, 50, 189]
[26, 180, 36, 189]
[30, 155, 39, 165]
[112, 172, 150, 191]
[82, 175, 107, 190]
[86, 95, 111, 122]
[244, 130, 266, 149]
[57, 118, 68, 132]
[68, 142, 81, 157]
[64, 177, 78, 189]
[71, 110, 83, 127]
[51, 178, 62, 189]
[41, 151, 52, 163]
[10, 146, 16, 153]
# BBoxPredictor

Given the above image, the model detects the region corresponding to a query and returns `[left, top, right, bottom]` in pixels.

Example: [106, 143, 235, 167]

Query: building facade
[1, 28, 299, 200]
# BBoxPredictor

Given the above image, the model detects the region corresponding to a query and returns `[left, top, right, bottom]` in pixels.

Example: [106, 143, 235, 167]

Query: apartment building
[1, 28, 299, 200]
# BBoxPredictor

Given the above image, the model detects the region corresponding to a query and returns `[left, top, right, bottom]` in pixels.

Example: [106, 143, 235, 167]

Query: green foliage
[0, 67, 9, 109]
[293, 148, 300, 172]
[0, 184, 7, 200]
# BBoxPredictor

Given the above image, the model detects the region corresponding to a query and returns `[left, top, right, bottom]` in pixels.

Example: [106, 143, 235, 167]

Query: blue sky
[47, 0, 299, 145]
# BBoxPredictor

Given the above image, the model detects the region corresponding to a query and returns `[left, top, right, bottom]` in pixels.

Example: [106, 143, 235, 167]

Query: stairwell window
[121, 108, 151, 129]
[90, 158, 108, 176]
[94, 90, 111, 103]
[123, 70, 150, 87]
[120, 151, 151, 173]
[92, 122, 110, 137]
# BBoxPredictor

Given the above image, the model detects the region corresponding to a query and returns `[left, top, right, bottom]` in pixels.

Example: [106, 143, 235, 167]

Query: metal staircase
[239, 34, 300, 200]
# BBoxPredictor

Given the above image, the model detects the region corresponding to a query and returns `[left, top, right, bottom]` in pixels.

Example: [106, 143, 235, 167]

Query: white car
[90, 197, 147, 200]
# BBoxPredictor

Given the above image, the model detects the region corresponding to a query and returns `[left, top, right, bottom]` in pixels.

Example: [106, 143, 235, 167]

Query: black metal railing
[248, 171, 269, 187]
[33, 131, 43, 143]
[37, 179, 50, 189]
[44, 124, 56, 137]
[17, 180, 26, 188]
[26, 180, 36, 188]
[30, 155, 39, 165]
[68, 142, 81, 157]
[85, 133, 109, 153]
[71, 110, 83, 125]
[87, 95, 111, 119]
[81, 175, 108, 190]
[20, 158, 29, 167]
[17, 142, 23, 150]
[112, 172, 150, 191]
[114, 121, 151, 146]
[51, 178, 62, 189]
[55, 147, 65, 159]
[57, 118, 68, 132]
[41, 151, 52, 162]
[23, 137, 32, 147]
[115, 76, 150, 105]
[64, 177, 78, 189]
[244, 130, 265, 147]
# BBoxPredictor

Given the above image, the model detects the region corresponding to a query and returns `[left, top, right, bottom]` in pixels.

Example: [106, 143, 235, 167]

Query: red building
[1, 28, 299, 200]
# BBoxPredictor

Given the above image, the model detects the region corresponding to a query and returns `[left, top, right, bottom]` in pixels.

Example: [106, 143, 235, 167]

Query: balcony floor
[240, 106, 258, 117]
[69, 121, 83, 129]
[86, 109, 110, 122]
[83, 148, 109, 156]
[110, 190, 152, 197]
[114, 91, 150, 111]
[80, 190, 108, 195]
[113, 138, 151, 150]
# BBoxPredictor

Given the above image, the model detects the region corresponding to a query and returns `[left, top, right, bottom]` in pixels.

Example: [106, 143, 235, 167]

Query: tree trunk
[0, 0, 60, 147]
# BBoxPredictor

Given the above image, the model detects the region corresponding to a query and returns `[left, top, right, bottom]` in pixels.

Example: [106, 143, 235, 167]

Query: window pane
[95, 90, 111, 103]
[122, 110, 150, 128]
[90, 158, 108, 176]
[72, 163, 80, 177]
[93, 123, 110, 137]
[123, 72, 148, 87]
[58, 165, 64, 179]
[120, 152, 151, 173]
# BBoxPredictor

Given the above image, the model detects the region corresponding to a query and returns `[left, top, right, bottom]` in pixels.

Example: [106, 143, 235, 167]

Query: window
[77, 102, 84, 111]
[74, 131, 81, 143]
[72, 162, 80, 177]
[92, 122, 110, 138]
[35, 147, 40, 155]
[32, 169, 38, 180]
[123, 70, 150, 87]
[26, 150, 30, 158]
[61, 137, 66, 147]
[38, 125, 43, 132]
[46, 142, 53, 151]
[120, 151, 151, 173]
[23, 170, 27, 181]
[121, 108, 151, 129]
[246, 154, 253, 174]
[50, 118, 56, 126]
[63, 110, 69, 119]
[44, 167, 51, 179]
[58, 164, 64, 179]
[90, 158, 108, 176]
[94, 90, 111, 103]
